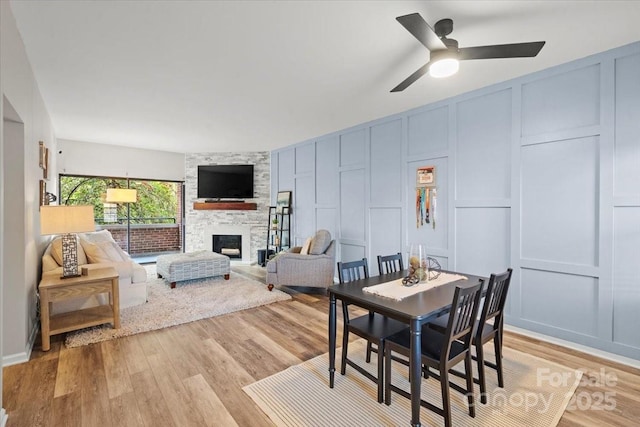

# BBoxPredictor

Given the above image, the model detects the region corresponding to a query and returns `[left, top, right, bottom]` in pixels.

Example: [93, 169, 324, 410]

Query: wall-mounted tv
[197, 164, 254, 199]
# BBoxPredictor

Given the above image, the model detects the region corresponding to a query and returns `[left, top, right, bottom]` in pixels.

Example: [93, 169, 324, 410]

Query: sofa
[41, 229, 148, 314]
[266, 229, 336, 291]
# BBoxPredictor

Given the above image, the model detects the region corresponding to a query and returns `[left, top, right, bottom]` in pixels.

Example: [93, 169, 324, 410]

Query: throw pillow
[309, 229, 331, 255]
[50, 237, 64, 266]
[81, 240, 126, 264]
[79, 229, 115, 244]
[300, 237, 313, 255]
[42, 254, 60, 271]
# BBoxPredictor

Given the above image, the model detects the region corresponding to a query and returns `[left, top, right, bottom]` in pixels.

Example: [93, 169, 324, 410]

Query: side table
[39, 267, 120, 351]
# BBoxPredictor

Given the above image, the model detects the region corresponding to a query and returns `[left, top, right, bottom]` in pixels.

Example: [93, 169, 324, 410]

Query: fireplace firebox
[212, 234, 242, 259]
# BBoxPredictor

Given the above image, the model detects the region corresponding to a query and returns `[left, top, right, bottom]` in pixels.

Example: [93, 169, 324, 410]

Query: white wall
[57, 139, 185, 182]
[1, 0, 56, 380]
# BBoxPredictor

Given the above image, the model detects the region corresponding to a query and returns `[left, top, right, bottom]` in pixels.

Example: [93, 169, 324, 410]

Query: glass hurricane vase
[408, 244, 428, 282]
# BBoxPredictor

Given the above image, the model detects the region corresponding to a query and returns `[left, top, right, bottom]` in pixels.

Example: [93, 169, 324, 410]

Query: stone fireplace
[184, 151, 271, 264]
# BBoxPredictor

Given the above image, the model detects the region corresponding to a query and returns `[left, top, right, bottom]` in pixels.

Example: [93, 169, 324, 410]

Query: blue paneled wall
[271, 42, 640, 359]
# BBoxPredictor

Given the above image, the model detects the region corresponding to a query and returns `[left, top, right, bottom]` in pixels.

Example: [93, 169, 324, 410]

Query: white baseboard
[2, 321, 37, 367]
[1, 408, 7, 427]
[504, 324, 640, 370]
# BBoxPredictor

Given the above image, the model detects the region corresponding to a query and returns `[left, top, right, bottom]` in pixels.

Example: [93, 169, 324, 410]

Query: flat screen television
[197, 164, 254, 199]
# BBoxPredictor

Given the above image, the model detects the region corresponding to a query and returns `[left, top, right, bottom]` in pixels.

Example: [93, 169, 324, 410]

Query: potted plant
[271, 217, 279, 229]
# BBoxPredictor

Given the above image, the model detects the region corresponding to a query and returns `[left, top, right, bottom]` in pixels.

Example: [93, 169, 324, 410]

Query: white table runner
[363, 272, 468, 301]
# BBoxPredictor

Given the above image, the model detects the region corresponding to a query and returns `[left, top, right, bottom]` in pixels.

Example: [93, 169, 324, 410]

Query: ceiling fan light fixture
[428, 51, 459, 78]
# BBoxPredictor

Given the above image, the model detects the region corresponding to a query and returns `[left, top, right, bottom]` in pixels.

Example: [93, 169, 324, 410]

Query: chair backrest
[442, 280, 484, 359]
[377, 253, 404, 275]
[337, 258, 369, 284]
[477, 268, 513, 338]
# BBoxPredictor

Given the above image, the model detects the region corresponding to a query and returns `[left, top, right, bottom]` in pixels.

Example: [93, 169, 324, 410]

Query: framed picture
[417, 166, 436, 186]
[43, 147, 49, 179]
[39, 180, 46, 207]
[39, 141, 46, 168]
[276, 191, 292, 213]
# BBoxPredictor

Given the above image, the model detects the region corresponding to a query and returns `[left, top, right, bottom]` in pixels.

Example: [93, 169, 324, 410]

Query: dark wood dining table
[327, 269, 486, 427]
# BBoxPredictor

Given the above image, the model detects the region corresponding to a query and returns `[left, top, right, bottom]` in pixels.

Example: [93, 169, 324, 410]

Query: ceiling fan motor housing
[434, 18, 454, 37]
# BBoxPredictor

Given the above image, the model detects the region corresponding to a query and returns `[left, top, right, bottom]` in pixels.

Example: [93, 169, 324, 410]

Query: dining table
[327, 269, 486, 427]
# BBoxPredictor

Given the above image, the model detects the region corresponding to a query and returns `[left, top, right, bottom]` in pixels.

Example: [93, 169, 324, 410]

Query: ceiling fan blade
[396, 13, 447, 51]
[458, 41, 545, 60]
[391, 62, 430, 92]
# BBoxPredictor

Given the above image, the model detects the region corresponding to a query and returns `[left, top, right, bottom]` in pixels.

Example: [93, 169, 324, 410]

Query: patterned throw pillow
[308, 230, 331, 255]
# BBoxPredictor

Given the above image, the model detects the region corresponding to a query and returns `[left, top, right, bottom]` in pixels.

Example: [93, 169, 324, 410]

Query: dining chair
[376, 252, 404, 275]
[337, 258, 408, 403]
[384, 281, 484, 427]
[427, 268, 513, 404]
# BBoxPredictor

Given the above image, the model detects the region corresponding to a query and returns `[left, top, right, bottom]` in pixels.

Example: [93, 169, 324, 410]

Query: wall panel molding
[271, 41, 640, 360]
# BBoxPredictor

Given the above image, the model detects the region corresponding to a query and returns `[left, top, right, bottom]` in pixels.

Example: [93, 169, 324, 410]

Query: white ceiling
[9, 1, 640, 154]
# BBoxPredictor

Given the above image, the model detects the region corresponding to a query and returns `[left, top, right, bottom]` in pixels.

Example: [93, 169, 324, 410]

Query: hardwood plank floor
[3, 266, 639, 426]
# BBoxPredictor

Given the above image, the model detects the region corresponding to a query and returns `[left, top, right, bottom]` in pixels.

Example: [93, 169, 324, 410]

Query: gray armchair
[266, 230, 336, 291]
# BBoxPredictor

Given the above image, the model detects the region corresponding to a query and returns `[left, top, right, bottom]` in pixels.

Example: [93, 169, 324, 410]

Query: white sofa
[41, 229, 148, 314]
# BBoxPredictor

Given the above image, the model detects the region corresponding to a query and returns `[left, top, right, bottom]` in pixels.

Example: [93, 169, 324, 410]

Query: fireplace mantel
[193, 202, 257, 211]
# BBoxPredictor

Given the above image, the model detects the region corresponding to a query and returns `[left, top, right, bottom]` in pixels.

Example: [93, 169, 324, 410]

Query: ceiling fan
[391, 13, 545, 92]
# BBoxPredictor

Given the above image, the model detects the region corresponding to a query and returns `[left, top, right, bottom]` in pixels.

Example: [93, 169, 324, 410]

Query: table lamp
[105, 188, 137, 254]
[40, 205, 95, 278]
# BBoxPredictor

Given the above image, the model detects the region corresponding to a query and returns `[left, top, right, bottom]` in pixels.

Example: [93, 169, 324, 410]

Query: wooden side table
[39, 267, 120, 351]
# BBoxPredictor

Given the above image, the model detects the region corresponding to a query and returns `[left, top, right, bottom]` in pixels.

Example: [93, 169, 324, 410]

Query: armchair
[266, 229, 336, 291]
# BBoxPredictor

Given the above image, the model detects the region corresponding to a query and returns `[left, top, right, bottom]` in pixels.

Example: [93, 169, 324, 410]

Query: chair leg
[440, 367, 452, 427]
[377, 340, 384, 403]
[476, 341, 487, 404]
[464, 352, 476, 417]
[494, 333, 504, 388]
[366, 312, 374, 363]
[384, 344, 392, 405]
[340, 326, 349, 375]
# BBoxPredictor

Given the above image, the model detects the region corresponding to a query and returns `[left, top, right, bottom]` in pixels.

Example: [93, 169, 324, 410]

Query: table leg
[328, 293, 336, 388]
[112, 277, 120, 329]
[40, 289, 51, 352]
[410, 318, 422, 427]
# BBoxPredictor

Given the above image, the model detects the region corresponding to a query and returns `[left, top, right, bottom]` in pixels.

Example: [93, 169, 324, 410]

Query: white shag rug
[65, 265, 290, 348]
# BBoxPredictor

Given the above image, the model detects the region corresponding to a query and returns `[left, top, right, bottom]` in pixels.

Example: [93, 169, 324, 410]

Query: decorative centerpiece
[402, 245, 443, 287]
[403, 244, 428, 287]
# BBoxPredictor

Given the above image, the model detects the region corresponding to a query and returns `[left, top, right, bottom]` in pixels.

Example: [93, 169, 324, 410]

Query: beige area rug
[65, 265, 290, 348]
[244, 340, 582, 427]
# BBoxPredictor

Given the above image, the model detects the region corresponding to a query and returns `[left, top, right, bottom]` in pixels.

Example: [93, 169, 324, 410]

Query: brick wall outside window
[103, 224, 182, 255]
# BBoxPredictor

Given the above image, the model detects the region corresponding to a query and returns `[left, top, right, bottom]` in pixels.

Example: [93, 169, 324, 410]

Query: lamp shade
[40, 205, 95, 235]
[106, 188, 137, 203]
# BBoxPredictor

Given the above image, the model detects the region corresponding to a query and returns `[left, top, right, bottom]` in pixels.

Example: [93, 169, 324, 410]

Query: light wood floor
[3, 266, 639, 426]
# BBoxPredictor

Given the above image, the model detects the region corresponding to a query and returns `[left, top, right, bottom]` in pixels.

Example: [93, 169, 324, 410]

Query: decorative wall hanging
[39, 180, 46, 207]
[39, 141, 46, 168]
[415, 166, 437, 230]
[416, 166, 436, 186]
[39, 141, 49, 179]
[43, 147, 49, 179]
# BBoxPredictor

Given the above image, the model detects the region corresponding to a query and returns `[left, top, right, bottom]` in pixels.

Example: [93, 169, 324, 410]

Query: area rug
[244, 339, 581, 427]
[65, 265, 291, 348]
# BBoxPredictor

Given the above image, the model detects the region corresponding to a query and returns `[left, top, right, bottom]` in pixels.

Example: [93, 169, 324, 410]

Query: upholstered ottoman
[156, 250, 230, 288]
